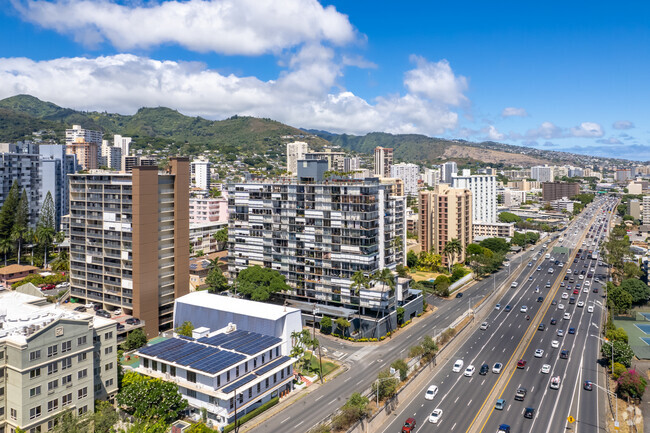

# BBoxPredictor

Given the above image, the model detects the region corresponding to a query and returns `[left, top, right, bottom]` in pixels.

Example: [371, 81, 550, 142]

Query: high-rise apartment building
[452, 169, 497, 223]
[440, 161, 458, 184]
[66, 139, 98, 171]
[531, 165, 554, 183]
[228, 161, 416, 337]
[422, 167, 440, 187]
[390, 163, 420, 196]
[65, 125, 103, 147]
[39, 145, 77, 230]
[304, 150, 346, 171]
[100, 140, 122, 170]
[191, 159, 211, 191]
[286, 141, 309, 175]
[113, 134, 132, 157]
[643, 196, 650, 224]
[189, 196, 228, 224]
[419, 184, 472, 264]
[343, 157, 361, 172]
[68, 158, 190, 336]
[0, 291, 118, 433]
[0, 142, 42, 225]
[542, 182, 580, 202]
[373, 147, 393, 178]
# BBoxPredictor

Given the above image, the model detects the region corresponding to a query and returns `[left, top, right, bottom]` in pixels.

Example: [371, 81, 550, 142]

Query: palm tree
[10, 225, 27, 265]
[36, 225, 56, 269]
[51, 250, 69, 273]
[0, 237, 12, 266]
[26, 228, 36, 266]
[372, 268, 396, 338]
[350, 270, 371, 338]
[443, 238, 463, 272]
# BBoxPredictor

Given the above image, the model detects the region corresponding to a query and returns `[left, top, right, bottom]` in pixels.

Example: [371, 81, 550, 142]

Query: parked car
[96, 309, 111, 318]
[125, 318, 141, 325]
[74, 306, 86, 312]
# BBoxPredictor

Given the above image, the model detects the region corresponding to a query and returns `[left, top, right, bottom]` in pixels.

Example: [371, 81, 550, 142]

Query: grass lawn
[409, 270, 444, 282]
[297, 351, 338, 378]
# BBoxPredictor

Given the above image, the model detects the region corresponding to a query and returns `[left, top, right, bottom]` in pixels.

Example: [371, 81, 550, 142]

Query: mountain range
[0, 94, 629, 167]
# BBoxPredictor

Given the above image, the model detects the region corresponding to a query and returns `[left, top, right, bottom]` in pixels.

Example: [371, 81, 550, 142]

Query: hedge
[223, 397, 279, 433]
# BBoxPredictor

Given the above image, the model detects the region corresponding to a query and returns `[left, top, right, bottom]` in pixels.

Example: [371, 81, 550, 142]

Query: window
[30, 386, 41, 397]
[262, 355, 265, 363]
[61, 357, 72, 370]
[78, 406, 87, 416]
[226, 371, 230, 382]
[254, 359, 257, 368]
[29, 427, 42, 433]
[61, 341, 72, 353]
[62, 393, 72, 407]
[10, 408, 16, 420]
[170, 365, 176, 377]
[47, 399, 58, 413]
[29, 368, 41, 379]
[78, 369, 87, 380]
[104, 346, 113, 355]
[143, 358, 149, 369]
[257, 383, 260, 393]
[78, 352, 87, 362]
[236, 366, 239, 377]
[217, 376, 221, 387]
[29, 406, 41, 419]
[48, 380, 58, 392]
[29, 350, 41, 361]
[94, 367, 100, 377]
[104, 362, 113, 371]
[276, 347, 280, 357]
[244, 362, 248, 373]
[77, 336, 87, 346]
[186, 371, 196, 383]
[151, 361, 157, 371]
[161, 363, 167, 374]
[105, 332, 113, 340]
[265, 378, 269, 388]
[47, 362, 58, 375]
[248, 388, 252, 398]
[281, 369, 284, 379]
[94, 383, 101, 393]
[105, 378, 114, 388]
[229, 398, 234, 409]
[62, 374, 72, 386]
[186, 389, 197, 398]
[47, 345, 58, 358]
[273, 373, 277, 383]
[77, 387, 87, 399]
[48, 420, 58, 430]
[93, 336, 100, 344]
[269, 349, 272, 360]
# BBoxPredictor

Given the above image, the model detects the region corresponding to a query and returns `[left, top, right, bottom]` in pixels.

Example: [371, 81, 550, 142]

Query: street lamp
[375, 376, 398, 407]
[587, 380, 619, 428]
[589, 334, 617, 426]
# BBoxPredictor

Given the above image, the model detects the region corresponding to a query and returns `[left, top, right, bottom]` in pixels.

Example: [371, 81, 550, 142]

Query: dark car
[498, 424, 511, 433]
[505, 305, 512, 312]
[550, 318, 557, 325]
[479, 363, 489, 375]
[517, 359, 527, 369]
[96, 309, 111, 318]
[569, 297, 576, 304]
[93, 303, 101, 311]
[537, 296, 544, 303]
[538, 323, 545, 331]
[551, 300, 557, 305]
[560, 349, 569, 359]
[117, 324, 125, 331]
[524, 407, 535, 419]
[74, 305, 86, 312]
[584, 381, 593, 391]
[456, 292, 463, 298]
[401, 417, 416, 433]
[125, 318, 140, 325]
[568, 327, 576, 334]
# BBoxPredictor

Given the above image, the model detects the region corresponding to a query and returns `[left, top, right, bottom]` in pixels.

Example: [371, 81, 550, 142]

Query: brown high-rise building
[69, 158, 189, 337]
[419, 184, 473, 265]
[66, 138, 98, 170]
[542, 181, 580, 202]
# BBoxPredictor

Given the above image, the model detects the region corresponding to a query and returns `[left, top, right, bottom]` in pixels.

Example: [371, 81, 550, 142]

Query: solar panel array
[254, 356, 291, 376]
[199, 330, 281, 355]
[190, 351, 246, 374]
[222, 373, 257, 393]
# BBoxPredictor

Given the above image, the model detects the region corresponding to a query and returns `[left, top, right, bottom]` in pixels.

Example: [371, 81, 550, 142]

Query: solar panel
[189, 264, 198, 269]
[254, 356, 291, 376]
[190, 350, 246, 374]
[236, 335, 282, 355]
[138, 338, 188, 358]
[221, 373, 257, 393]
[157, 341, 204, 363]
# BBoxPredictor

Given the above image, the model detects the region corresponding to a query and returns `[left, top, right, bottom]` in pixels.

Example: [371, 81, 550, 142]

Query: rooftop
[176, 291, 300, 321]
[0, 264, 39, 276]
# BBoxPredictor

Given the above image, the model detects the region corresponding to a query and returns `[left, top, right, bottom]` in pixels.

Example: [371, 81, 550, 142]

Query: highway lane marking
[328, 398, 337, 405]
[315, 395, 324, 402]
[356, 379, 363, 385]
[293, 420, 304, 429]
[467, 399, 472, 406]
[455, 396, 459, 403]
[481, 379, 485, 386]
[281, 416, 291, 424]
[344, 376, 352, 382]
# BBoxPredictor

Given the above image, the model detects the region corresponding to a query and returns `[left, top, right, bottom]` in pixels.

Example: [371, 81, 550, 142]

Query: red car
[573, 289, 579, 295]
[41, 284, 56, 291]
[402, 417, 417, 433]
[517, 359, 527, 369]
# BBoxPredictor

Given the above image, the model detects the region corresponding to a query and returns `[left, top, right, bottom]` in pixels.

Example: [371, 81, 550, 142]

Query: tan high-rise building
[68, 158, 189, 337]
[419, 184, 472, 265]
[66, 138, 98, 170]
[374, 146, 393, 178]
[286, 141, 310, 175]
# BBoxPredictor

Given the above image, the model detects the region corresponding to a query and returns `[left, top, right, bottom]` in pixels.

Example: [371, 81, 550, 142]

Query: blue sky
[1, 1, 649, 160]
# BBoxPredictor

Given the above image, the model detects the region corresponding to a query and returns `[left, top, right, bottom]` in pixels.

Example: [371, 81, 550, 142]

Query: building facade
[452, 169, 497, 223]
[190, 221, 229, 255]
[390, 163, 420, 196]
[628, 199, 641, 220]
[113, 134, 131, 157]
[191, 159, 211, 192]
[100, 141, 122, 170]
[68, 159, 190, 336]
[39, 145, 77, 230]
[440, 162, 458, 184]
[304, 151, 346, 171]
[373, 147, 393, 178]
[0, 142, 42, 226]
[542, 182, 580, 202]
[643, 196, 650, 224]
[65, 125, 102, 147]
[189, 197, 229, 224]
[0, 291, 118, 433]
[531, 165, 554, 183]
[286, 142, 309, 176]
[343, 157, 361, 172]
[66, 140, 98, 171]
[422, 167, 440, 187]
[473, 222, 515, 239]
[418, 184, 472, 264]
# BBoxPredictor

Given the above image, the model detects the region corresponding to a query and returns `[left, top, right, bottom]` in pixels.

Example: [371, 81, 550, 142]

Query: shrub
[617, 369, 647, 399]
[391, 359, 409, 381]
[320, 316, 332, 335]
[612, 362, 627, 379]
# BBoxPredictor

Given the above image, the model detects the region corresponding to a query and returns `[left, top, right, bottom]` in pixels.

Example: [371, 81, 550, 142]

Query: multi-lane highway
[379, 196, 617, 433]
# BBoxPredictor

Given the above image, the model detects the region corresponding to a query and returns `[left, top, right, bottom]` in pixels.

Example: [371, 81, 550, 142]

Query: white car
[550, 376, 561, 389]
[452, 359, 464, 372]
[579, 275, 585, 280]
[495, 304, 501, 310]
[567, 269, 572, 274]
[520, 305, 528, 313]
[564, 313, 571, 320]
[557, 329, 564, 337]
[561, 293, 568, 300]
[577, 301, 584, 308]
[583, 287, 589, 293]
[541, 364, 551, 374]
[85, 302, 94, 309]
[429, 408, 443, 424]
[425, 385, 439, 400]
[492, 362, 503, 374]
[112, 308, 122, 316]
[464, 365, 475, 377]
[559, 262, 564, 267]
[558, 303, 565, 310]
[591, 268, 595, 272]
[551, 340, 560, 348]
[480, 322, 489, 330]
[588, 305, 594, 313]
[535, 349, 544, 358]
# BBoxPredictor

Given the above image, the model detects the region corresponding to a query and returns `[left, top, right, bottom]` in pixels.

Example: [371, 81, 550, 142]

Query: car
[567, 269, 572, 274]
[568, 327, 576, 334]
[534, 349, 544, 358]
[452, 359, 464, 372]
[480, 322, 489, 330]
[577, 301, 584, 308]
[495, 398, 506, 410]
[517, 359, 527, 369]
[550, 376, 561, 389]
[538, 323, 545, 331]
[583, 287, 590, 293]
[579, 275, 585, 280]
[551, 300, 557, 305]
[537, 266, 542, 271]
[591, 268, 596, 272]
[573, 289, 579, 295]
[515, 387, 527, 400]
[541, 364, 551, 374]
[545, 281, 551, 288]
[524, 407, 535, 419]
[560, 281, 565, 287]
[497, 424, 511, 433]
[560, 349, 569, 359]
[464, 365, 476, 377]
[529, 276, 533, 281]
[424, 385, 438, 400]
[504, 305, 512, 312]
[528, 262, 533, 267]
[537, 296, 544, 303]
[564, 312, 571, 320]
[584, 381, 593, 391]
[493, 362, 503, 374]
[585, 280, 591, 286]
[495, 304, 501, 310]
[84, 302, 95, 309]
[569, 297, 576, 304]
[125, 318, 140, 325]
[456, 292, 464, 298]
[402, 418, 417, 433]
[96, 309, 110, 318]
[561, 293, 569, 299]
[588, 305, 594, 313]
[117, 324, 125, 331]
[112, 308, 122, 316]
[428, 409, 443, 424]
[552, 340, 560, 348]
[41, 284, 56, 291]
[480, 363, 489, 375]
[557, 329, 564, 337]
[73, 305, 86, 312]
[550, 318, 557, 325]
[558, 303, 565, 310]
[511, 282, 518, 288]
[520, 305, 528, 313]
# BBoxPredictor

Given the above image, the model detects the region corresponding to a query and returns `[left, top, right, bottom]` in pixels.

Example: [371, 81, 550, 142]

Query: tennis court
[641, 337, 650, 346]
[640, 312, 650, 321]
[634, 323, 650, 334]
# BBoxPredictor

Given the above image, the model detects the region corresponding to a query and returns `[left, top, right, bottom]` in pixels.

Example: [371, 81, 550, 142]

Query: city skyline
[1, 1, 648, 160]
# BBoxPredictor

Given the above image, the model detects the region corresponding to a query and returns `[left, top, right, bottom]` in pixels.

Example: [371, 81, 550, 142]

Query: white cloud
[596, 137, 623, 145]
[485, 125, 505, 140]
[342, 55, 377, 69]
[570, 122, 604, 138]
[612, 120, 635, 130]
[525, 121, 564, 140]
[522, 121, 604, 140]
[10, 0, 356, 55]
[501, 107, 527, 117]
[0, 53, 466, 136]
[404, 56, 468, 106]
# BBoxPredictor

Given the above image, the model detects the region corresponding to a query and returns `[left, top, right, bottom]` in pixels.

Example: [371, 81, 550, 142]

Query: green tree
[372, 369, 399, 401]
[443, 238, 463, 272]
[49, 409, 92, 433]
[331, 392, 370, 430]
[391, 359, 409, 381]
[602, 341, 635, 368]
[465, 243, 484, 256]
[623, 262, 643, 280]
[205, 267, 228, 293]
[406, 250, 419, 268]
[510, 232, 527, 247]
[320, 316, 332, 335]
[187, 422, 214, 433]
[235, 265, 290, 301]
[334, 317, 351, 336]
[620, 278, 650, 304]
[36, 191, 56, 268]
[606, 327, 629, 344]
[121, 328, 148, 352]
[0, 237, 12, 267]
[0, 180, 20, 242]
[176, 321, 194, 337]
[396, 264, 409, 278]
[617, 369, 647, 399]
[396, 307, 405, 325]
[350, 270, 371, 336]
[607, 285, 633, 314]
[50, 250, 69, 272]
[94, 400, 119, 433]
[11, 189, 29, 265]
[117, 371, 188, 424]
[213, 227, 228, 250]
[434, 275, 451, 297]
[479, 237, 510, 254]
[498, 212, 522, 223]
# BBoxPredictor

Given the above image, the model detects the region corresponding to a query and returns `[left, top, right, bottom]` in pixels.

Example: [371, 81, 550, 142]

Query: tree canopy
[235, 265, 290, 301]
[479, 237, 510, 254]
[117, 371, 188, 424]
[498, 211, 521, 223]
[619, 278, 650, 304]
